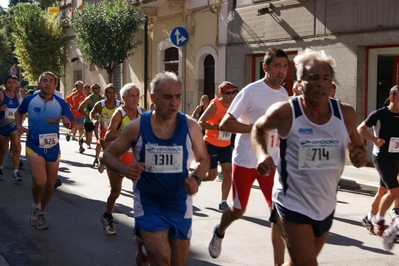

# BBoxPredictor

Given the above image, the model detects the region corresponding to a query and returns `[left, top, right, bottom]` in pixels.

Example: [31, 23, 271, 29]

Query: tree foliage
[11, 3, 65, 83]
[9, 0, 33, 8]
[0, 8, 15, 84]
[71, 0, 145, 82]
[0, 29, 15, 84]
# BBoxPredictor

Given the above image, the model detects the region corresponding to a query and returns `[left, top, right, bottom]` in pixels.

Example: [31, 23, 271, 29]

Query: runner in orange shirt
[198, 81, 238, 211]
[65, 81, 86, 152]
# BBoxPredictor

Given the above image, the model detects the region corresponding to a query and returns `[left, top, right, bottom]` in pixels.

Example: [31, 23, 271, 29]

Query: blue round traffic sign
[170, 27, 189, 47]
[10, 66, 17, 76]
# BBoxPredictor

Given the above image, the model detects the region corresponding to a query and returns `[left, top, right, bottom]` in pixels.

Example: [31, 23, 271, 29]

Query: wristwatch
[190, 174, 202, 186]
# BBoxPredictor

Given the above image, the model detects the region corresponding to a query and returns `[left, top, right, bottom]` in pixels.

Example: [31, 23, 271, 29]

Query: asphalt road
[1, 131, 399, 265]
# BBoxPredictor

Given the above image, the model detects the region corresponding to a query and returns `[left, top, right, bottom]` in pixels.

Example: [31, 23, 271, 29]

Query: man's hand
[61, 115, 72, 129]
[124, 162, 146, 180]
[349, 147, 367, 168]
[374, 138, 385, 147]
[184, 176, 199, 195]
[17, 126, 29, 136]
[0, 104, 7, 112]
[256, 155, 276, 176]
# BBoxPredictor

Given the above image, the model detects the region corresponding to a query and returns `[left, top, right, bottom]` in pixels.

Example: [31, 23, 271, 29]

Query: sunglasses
[223, 90, 238, 95]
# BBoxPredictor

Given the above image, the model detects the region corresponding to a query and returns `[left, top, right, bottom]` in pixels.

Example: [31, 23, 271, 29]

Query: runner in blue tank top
[0, 75, 23, 181]
[103, 72, 209, 266]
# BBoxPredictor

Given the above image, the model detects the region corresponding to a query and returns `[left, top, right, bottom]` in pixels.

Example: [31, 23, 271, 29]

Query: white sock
[367, 213, 374, 221]
[14, 169, 18, 174]
[376, 215, 384, 222]
[32, 203, 41, 210]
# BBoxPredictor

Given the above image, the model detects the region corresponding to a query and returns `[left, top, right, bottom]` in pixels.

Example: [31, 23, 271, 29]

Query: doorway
[204, 55, 215, 100]
[366, 46, 399, 161]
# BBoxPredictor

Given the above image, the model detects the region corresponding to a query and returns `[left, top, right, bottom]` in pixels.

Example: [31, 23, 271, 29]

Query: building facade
[229, 0, 399, 161]
[61, 0, 229, 114]
[62, 0, 399, 161]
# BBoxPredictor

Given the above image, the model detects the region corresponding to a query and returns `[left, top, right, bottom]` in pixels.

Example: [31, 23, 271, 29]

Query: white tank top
[272, 97, 350, 221]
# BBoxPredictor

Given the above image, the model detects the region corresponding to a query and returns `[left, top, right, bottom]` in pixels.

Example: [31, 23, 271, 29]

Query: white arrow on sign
[174, 29, 187, 46]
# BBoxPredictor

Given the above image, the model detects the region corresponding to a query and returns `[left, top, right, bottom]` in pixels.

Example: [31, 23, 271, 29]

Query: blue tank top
[133, 111, 195, 218]
[0, 91, 20, 127]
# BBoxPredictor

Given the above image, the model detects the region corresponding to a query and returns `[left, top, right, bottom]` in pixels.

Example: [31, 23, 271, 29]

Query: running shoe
[54, 178, 62, 189]
[72, 136, 78, 141]
[208, 225, 223, 258]
[383, 217, 399, 251]
[390, 208, 399, 219]
[217, 172, 224, 180]
[98, 157, 105, 173]
[28, 206, 40, 227]
[78, 138, 84, 147]
[361, 215, 375, 235]
[100, 214, 116, 235]
[37, 214, 49, 230]
[218, 201, 229, 211]
[12, 172, 22, 182]
[79, 146, 85, 154]
[0, 169, 3, 181]
[135, 236, 150, 266]
[93, 158, 99, 167]
[372, 218, 385, 237]
[66, 133, 71, 142]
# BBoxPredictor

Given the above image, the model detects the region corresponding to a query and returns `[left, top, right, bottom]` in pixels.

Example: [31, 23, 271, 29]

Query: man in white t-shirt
[208, 48, 289, 265]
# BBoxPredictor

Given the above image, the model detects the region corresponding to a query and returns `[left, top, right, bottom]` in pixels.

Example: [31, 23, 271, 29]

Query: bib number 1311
[145, 144, 183, 173]
[154, 154, 174, 165]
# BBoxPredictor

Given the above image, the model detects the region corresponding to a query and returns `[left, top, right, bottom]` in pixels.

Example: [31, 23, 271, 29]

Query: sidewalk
[340, 164, 379, 193]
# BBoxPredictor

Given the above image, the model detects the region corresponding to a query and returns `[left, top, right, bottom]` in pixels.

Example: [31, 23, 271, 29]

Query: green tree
[9, 0, 33, 8]
[0, 29, 15, 84]
[11, 3, 65, 83]
[0, 6, 20, 85]
[71, 0, 144, 82]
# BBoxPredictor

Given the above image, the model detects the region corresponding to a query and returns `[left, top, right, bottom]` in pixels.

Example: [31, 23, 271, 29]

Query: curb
[340, 178, 378, 194]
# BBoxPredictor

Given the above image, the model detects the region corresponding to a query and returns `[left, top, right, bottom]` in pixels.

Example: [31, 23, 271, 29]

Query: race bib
[267, 129, 280, 158]
[5, 108, 17, 119]
[104, 118, 111, 129]
[218, 130, 231, 141]
[388, 137, 399, 153]
[145, 143, 183, 173]
[39, 133, 59, 149]
[298, 138, 341, 170]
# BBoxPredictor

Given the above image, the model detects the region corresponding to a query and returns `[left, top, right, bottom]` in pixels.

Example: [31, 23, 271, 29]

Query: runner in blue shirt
[103, 71, 209, 266]
[15, 71, 75, 230]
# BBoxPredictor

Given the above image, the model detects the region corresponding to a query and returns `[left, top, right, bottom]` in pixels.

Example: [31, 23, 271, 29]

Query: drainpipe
[144, 16, 149, 109]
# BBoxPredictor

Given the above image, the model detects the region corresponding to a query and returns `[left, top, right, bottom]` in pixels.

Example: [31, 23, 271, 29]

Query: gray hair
[294, 49, 335, 80]
[150, 71, 181, 94]
[120, 83, 140, 99]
